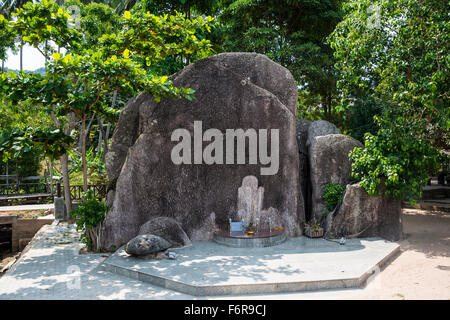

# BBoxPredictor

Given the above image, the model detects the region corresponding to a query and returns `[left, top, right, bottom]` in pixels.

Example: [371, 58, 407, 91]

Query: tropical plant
[219, 0, 344, 120]
[71, 189, 108, 251]
[322, 182, 346, 211]
[0, 0, 214, 193]
[0, 0, 28, 70]
[302, 217, 323, 233]
[349, 112, 442, 202]
[329, 0, 449, 200]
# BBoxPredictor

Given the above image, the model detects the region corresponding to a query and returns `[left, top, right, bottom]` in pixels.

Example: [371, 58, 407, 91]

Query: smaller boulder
[306, 120, 341, 148]
[139, 217, 191, 247]
[325, 182, 403, 241]
[309, 134, 363, 219]
[125, 234, 171, 256]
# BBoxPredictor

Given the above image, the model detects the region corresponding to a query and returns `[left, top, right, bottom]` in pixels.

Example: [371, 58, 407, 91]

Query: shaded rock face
[125, 234, 171, 256]
[101, 53, 304, 250]
[309, 134, 363, 219]
[296, 119, 312, 220]
[138, 217, 191, 247]
[326, 183, 403, 241]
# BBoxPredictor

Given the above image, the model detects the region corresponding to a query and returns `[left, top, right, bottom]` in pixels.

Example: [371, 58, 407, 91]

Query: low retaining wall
[0, 216, 54, 252]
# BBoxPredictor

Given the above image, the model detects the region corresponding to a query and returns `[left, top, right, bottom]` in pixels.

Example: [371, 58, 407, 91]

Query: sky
[4, 45, 46, 71]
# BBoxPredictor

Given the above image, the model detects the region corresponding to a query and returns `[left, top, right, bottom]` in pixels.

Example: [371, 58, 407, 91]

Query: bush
[70, 190, 108, 251]
[322, 182, 346, 211]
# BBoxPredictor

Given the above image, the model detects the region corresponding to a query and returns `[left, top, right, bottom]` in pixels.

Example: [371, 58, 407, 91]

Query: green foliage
[0, 128, 41, 177]
[68, 146, 107, 184]
[322, 182, 346, 211]
[344, 96, 382, 142]
[0, 127, 35, 162]
[329, 0, 449, 200]
[350, 114, 442, 202]
[329, 0, 449, 148]
[32, 127, 74, 160]
[0, 0, 214, 189]
[0, 126, 73, 163]
[71, 190, 108, 250]
[0, 13, 14, 60]
[302, 217, 323, 232]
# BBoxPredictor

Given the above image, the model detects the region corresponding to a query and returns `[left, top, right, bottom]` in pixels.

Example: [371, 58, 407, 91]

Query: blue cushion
[230, 222, 243, 232]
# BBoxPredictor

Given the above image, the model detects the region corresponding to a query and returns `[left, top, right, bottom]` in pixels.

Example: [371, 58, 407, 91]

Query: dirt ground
[0, 208, 54, 273]
[0, 208, 53, 219]
[344, 208, 450, 300]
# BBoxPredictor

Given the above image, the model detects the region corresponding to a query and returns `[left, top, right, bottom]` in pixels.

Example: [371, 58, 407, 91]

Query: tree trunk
[81, 114, 88, 192]
[97, 117, 103, 154]
[20, 45, 23, 71]
[60, 153, 72, 212]
[78, 114, 94, 153]
[51, 111, 74, 213]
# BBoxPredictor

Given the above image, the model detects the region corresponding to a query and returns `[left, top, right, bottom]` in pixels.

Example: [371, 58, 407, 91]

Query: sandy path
[344, 208, 450, 299]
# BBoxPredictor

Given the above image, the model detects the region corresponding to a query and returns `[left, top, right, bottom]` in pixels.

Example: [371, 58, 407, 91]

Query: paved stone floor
[0, 223, 401, 300]
[101, 237, 399, 296]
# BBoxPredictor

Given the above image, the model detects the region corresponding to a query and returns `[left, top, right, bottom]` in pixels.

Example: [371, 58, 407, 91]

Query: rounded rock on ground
[138, 217, 191, 247]
[125, 234, 171, 256]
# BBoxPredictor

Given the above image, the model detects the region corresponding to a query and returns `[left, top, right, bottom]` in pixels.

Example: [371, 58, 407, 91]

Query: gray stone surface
[213, 232, 286, 248]
[326, 182, 403, 241]
[309, 134, 363, 219]
[125, 234, 171, 256]
[0, 224, 192, 300]
[101, 237, 400, 296]
[138, 217, 191, 247]
[54, 197, 66, 220]
[237, 175, 265, 227]
[101, 53, 304, 250]
[0, 222, 400, 300]
[105, 94, 148, 191]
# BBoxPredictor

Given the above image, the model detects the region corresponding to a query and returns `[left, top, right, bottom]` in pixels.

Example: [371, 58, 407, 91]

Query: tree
[218, 0, 344, 120]
[0, 0, 29, 71]
[329, 0, 449, 200]
[0, 0, 213, 194]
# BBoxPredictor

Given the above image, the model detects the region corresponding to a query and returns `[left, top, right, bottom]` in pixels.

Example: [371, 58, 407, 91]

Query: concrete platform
[100, 237, 400, 296]
[213, 230, 286, 248]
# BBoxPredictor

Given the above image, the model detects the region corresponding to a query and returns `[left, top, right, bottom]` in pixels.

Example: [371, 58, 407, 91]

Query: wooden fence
[0, 174, 106, 205]
[64, 184, 107, 200]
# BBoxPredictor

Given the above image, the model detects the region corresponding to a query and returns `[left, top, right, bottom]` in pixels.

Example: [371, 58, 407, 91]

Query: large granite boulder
[325, 182, 403, 241]
[100, 53, 304, 250]
[309, 134, 363, 219]
[125, 234, 171, 256]
[138, 217, 192, 247]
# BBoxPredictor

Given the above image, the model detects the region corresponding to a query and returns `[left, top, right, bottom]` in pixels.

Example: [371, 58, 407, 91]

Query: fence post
[6, 161, 8, 195]
[16, 163, 19, 194]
